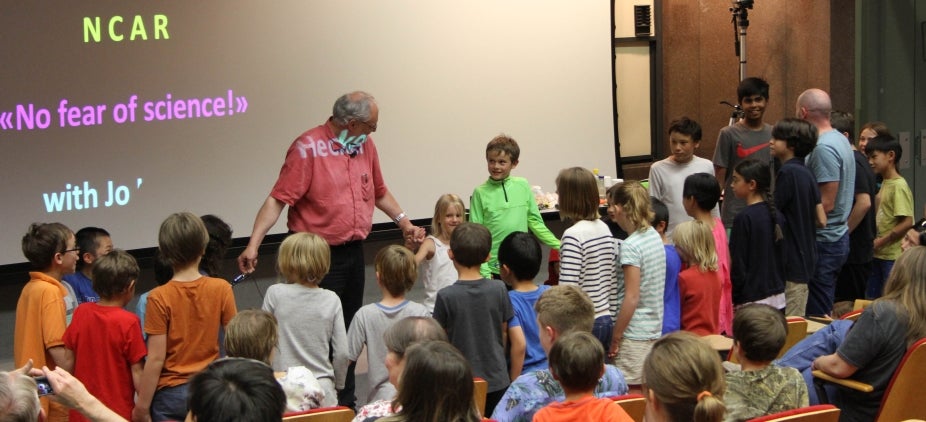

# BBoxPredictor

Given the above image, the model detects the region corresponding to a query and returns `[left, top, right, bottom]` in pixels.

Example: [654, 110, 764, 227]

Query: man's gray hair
[332, 91, 376, 126]
[0, 371, 41, 422]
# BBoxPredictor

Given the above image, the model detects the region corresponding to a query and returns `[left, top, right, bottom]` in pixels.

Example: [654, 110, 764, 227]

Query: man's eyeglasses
[62, 247, 80, 254]
[357, 120, 377, 131]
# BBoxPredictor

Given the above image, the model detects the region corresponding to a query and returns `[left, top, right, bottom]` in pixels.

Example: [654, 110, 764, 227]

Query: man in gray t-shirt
[713, 77, 774, 229]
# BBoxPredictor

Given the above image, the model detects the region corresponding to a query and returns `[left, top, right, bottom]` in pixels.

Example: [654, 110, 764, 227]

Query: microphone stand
[730, 0, 754, 82]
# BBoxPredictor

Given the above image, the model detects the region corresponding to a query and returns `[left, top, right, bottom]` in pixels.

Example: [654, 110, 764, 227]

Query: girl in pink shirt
[683, 173, 733, 335]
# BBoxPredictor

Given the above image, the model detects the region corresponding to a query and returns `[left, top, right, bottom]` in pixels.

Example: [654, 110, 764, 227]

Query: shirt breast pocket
[361, 172, 372, 202]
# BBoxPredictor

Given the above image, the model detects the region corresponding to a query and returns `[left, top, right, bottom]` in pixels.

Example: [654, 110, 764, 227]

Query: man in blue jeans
[799, 89, 855, 317]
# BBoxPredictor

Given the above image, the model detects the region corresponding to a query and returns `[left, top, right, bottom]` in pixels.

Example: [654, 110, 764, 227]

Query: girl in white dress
[412, 194, 465, 313]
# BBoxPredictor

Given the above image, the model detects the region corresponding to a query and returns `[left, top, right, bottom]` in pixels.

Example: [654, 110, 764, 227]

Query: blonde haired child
[682, 173, 733, 335]
[556, 167, 619, 350]
[671, 220, 721, 335]
[263, 232, 348, 408]
[348, 245, 429, 405]
[642, 332, 726, 422]
[224, 309, 279, 365]
[225, 309, 326, 412]
[607, 180, 666, 385]
[413, 194, 464, 312]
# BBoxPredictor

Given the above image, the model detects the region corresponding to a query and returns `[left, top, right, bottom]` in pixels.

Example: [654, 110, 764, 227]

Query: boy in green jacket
[471, 134, 560, 279]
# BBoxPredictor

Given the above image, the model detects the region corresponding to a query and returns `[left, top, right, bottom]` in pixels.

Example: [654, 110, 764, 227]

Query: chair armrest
[702, 334, 733, 351]
[812, 370, 874, 392]
[806, 316, 834, 325]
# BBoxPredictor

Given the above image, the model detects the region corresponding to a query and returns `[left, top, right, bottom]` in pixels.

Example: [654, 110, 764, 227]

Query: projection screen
[0, 1, 616, 267]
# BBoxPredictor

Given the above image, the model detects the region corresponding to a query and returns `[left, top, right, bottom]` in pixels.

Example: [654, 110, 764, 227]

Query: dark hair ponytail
[733, 159, 782, 241]
[763, 191, 783, 241]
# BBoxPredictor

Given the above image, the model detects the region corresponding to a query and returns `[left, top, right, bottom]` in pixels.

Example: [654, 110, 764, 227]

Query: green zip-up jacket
[470, 176, 560, 278]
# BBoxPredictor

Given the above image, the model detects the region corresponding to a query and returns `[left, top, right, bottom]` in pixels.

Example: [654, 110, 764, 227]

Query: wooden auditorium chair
[282, 406, 355, 422]
[610, 393, 645, 422]
[474, 377, 488, 417]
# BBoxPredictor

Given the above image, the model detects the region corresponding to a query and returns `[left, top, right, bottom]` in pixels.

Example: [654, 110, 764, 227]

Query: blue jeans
[592, 315, 614, 352]
[150, 383, 189, 422]
[806, 233, 849, 316]
[835, 261, 872, 303]
[775, 320, 853, 404]
[866, 258, 894, 299]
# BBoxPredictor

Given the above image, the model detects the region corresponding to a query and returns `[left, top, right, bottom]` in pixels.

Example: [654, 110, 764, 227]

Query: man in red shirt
[238, 91, 423, 408]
